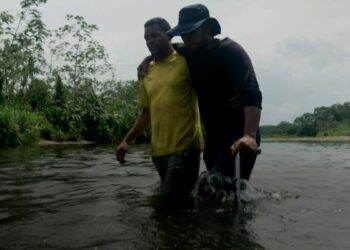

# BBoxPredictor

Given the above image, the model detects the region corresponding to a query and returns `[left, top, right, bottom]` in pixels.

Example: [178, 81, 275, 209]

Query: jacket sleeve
[225, 43, 262, 109]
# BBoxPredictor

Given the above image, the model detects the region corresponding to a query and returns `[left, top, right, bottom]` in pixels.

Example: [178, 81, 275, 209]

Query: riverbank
[37, 139, 96, 146]
[262, 136, 350, 142]
[36, 136, 350, 146]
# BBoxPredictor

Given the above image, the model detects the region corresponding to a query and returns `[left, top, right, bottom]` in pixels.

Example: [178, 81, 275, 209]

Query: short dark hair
[144, 17, 171, 33]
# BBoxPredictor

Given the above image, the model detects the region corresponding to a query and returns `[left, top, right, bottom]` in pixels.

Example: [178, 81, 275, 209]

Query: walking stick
[234, 148, 261, 204]
[234, 151, 241, 203]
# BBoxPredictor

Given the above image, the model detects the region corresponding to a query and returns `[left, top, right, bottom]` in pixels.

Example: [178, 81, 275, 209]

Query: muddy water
[0, 142, 349, 249]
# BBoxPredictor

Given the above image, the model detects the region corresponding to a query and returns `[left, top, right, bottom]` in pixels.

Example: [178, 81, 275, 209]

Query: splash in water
[193, 171, 265, 203]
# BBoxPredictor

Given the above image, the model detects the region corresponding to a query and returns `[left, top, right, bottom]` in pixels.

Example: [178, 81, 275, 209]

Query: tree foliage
[0, 2, 145, 146]
[0, 0, 49, 102]
[261, 102, 350, 137]
[49, 15, 114, 92]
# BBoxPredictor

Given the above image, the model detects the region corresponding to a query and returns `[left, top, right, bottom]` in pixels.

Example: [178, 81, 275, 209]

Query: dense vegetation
[0, 0, 149, 146]
[261, 102, 350, 138]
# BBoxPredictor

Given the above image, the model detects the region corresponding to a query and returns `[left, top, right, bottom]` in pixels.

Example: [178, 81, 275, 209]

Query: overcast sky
[2, 0, 350, 125]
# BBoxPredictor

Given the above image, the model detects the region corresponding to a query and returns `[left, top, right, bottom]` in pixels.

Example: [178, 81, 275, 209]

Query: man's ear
[203, 21, 213, 37]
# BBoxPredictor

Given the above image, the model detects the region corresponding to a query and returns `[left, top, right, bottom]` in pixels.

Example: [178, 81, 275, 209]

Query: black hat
[167, 4, 221, 37]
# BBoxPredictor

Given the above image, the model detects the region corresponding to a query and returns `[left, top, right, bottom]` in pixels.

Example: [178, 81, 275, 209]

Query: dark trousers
[204, 129, 260, 180]
[204, 135, 260, 180]
[204, 149, 258, 180]
[152, 148, 200, 197]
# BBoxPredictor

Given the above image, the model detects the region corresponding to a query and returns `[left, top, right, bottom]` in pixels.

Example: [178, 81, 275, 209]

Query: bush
[0, 106, 20, 145]
[0, 106, 44, 145]
[0, 80, 150, 145]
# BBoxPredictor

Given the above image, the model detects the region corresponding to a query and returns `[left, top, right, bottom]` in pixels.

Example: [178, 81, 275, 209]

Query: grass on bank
[0, 103, 148, 146]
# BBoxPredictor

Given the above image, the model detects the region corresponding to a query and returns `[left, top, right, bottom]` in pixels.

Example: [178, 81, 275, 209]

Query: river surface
[0, 142, 349, 250]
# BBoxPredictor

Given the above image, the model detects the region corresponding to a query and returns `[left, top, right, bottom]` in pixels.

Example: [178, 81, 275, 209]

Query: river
[0, 142, 349, 249]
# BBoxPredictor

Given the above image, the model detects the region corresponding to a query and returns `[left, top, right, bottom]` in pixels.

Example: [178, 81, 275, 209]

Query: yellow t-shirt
[139, 51, 203, 157]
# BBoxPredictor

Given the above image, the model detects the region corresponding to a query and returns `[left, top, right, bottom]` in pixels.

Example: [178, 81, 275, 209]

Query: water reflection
[141, 198, 264, 250]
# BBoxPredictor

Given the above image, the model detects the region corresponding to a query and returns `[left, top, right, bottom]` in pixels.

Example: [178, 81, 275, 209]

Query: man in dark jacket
[167, 4, 262, 180]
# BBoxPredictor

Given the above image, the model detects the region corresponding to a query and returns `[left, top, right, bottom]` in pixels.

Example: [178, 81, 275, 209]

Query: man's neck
[204, 37, 217, 50]
[154, 46, 174, 61]
[189, 37, 217, 55]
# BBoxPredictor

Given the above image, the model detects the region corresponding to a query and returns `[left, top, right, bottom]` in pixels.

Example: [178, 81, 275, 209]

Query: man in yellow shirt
[116, 18, 203, 199]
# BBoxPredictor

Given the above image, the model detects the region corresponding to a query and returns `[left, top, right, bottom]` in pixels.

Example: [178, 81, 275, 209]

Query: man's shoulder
[173, 51, 187, 63]
[217, 37, 251, 63]
[147, 51, 189, 77]
[172, 43, 189, 57]
[164, 51, 188, 70]
[218, 37, 245, 53]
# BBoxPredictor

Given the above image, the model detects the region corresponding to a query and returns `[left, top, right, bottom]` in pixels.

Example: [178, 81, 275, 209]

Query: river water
[0, 142, 349, 250]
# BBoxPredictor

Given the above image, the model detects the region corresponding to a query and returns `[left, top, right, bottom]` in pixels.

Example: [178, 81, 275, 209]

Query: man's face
[144, 24, 169, 56]
[181, 26, 207, 52]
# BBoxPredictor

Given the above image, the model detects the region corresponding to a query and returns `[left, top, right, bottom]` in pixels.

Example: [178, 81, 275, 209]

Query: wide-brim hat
[167, 4, 221, 37]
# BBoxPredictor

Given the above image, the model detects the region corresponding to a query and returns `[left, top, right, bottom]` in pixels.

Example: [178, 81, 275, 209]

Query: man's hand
[230, 135, 258, 155]
[137, 55, 153, 80]
[116, 141, 128, 164]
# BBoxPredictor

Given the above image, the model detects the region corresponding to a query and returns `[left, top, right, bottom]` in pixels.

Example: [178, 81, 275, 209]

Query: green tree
[0, 0, 49, 103]
[53, 73, 66, 107]
[277, 121, 297, 135]
[294, 113, 317, 136]
[49, 15, 114, 93]
[25, 78, 51, 110]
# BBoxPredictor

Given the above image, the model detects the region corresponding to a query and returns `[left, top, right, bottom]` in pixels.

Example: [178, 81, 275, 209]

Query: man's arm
[116, 108, 151, 164]
[243, 106, 261, 139]
[137, 56, 153, 80]
[231, 106, 261, 154]
[225, 42, 262, 155]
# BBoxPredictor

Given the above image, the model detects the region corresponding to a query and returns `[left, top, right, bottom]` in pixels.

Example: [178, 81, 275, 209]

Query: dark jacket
[178, 38, 262, 144]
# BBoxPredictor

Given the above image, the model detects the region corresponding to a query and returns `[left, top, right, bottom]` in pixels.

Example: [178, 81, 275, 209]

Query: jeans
[152, 148, 200, 197]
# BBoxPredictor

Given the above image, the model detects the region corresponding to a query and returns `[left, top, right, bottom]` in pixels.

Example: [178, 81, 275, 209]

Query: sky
[2, 0, 350, 125]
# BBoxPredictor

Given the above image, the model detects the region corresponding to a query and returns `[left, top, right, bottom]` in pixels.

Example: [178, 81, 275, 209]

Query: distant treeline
[0, 0, 150, 146]
[261, 102, 350, 138]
